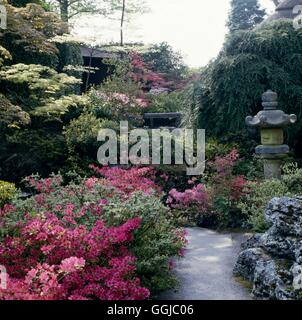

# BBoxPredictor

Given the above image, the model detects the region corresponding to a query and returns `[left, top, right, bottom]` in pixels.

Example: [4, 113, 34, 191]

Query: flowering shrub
[89, 88, 147, 126]
[90, 165, 161, 197]
[206, 149, 247, 227]
[166, 149, 247, 228]
[166, 184, 209, 225]
[0, 166, 186, 298]
[87, 53, 161, 128]
[129, 51, 165, 89]
[0, 203, 149, 300]
[167, 184, 208, 210]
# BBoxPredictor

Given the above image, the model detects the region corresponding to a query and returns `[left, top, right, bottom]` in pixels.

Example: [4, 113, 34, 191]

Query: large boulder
[234, 197, 302, 300]
[252, 259, 295, 300]
[259, 232, 296, 259]
[234, 248, 269, 282]
[265, 197, 302, 237]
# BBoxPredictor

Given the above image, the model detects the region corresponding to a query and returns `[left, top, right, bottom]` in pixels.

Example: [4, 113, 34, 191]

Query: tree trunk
[60, 0, 69, 22]
[85, 50, 93, 92]
[120, 0, 126, 46]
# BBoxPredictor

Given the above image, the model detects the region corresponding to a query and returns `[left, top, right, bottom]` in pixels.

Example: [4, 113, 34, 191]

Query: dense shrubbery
[0, 2, 193, 184]
[183, 19, 302, 156]
[165, 149, 247, 228]
[0, 181, 16, 208]
[0, 166, 186, 299]
[145, 92, 184, 114]
[239, 163, 302, 232]
[141, 42, 189, 86]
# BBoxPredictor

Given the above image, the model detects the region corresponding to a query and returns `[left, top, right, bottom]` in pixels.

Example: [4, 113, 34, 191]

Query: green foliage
[227, 0, 265, 32]
[185, 20, 302, 151]
[205, 138, 236, 161]
[0, 129, 68, 182]
[64, 112, 116, 174]
[55, 41, 83, 84]
[64, 113, 102, 157]
[238, 179, 289, 232]
[101, 191, 184, 295]
[101, 57, 143, 96]
[32, 94, 88, 120]
[0, 45, 12, 67]
[142, 42, 189, 81]
[0, 2, 87, 182]
[0, 93, 30, 128]
[238, 163, 302, 232]
[0, 63, 81, 118]
[282, 162, 302, 194]
[63, 113, 120, 174]
[0, 180, 17, 208]
[146, 92, 184, 113]
[1, 4, 68, 67]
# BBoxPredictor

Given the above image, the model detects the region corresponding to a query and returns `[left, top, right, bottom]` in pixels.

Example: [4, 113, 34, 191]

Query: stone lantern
[246, 90, 297, 180]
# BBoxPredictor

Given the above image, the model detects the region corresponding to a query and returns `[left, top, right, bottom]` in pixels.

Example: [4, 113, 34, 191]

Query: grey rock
[234, 196, 302, 300]
[259, 232, 295, 259]
[253, 259, 295, 300]
[149, 87, 170, 95]
[294, 241, 302, 264]
[241, 234, 261, 250]
[234, 248, 269, 282]
[265, 197, 302, 237]
[291, 263, 302, 291]
[252, 260, 279, 299]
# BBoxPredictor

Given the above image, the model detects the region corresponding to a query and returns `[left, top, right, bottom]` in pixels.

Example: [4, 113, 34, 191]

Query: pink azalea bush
[0, 203, 149, 300]
[90, 165, 161, 197]
[166, 149, 247, 227]
[167, 184, 209, 212]
[0, 166, 186, 299]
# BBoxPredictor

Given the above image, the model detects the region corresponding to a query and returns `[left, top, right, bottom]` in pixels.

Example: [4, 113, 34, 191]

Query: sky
[72, 0, 276, 68]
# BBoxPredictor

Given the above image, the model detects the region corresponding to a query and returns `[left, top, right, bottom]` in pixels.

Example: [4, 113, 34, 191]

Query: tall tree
[46, 0, 108, 22]
[105, 0, 149, 46]
[227, 0, 266, 32]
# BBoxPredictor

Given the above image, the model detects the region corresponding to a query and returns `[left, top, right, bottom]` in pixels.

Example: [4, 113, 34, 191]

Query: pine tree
[227, 0, 266, 32]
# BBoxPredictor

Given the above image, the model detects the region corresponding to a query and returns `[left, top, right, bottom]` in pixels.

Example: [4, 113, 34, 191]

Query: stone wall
[234, 197, 302, 300]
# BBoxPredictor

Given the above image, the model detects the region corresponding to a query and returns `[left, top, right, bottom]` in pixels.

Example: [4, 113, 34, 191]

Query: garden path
[160, 228, 252, 300]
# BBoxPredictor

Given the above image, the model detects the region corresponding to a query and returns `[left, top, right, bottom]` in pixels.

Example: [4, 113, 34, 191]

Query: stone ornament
[246, 90, 297, 128]
[246, 90, 297, 180]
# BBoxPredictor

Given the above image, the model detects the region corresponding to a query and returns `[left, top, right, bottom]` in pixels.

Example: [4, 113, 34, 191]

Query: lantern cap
[246, 90, 297, 128]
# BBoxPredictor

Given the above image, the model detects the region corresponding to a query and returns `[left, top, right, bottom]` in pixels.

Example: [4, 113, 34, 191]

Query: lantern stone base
[263, 159, 282, 180]
[255, 144, 289, 180]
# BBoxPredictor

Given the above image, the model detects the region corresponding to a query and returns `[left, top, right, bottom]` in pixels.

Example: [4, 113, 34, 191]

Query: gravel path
[160, 228, 252, 300]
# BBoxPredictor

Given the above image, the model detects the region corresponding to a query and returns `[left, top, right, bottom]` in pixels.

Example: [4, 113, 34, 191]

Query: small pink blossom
[59, 257, 86, 274]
